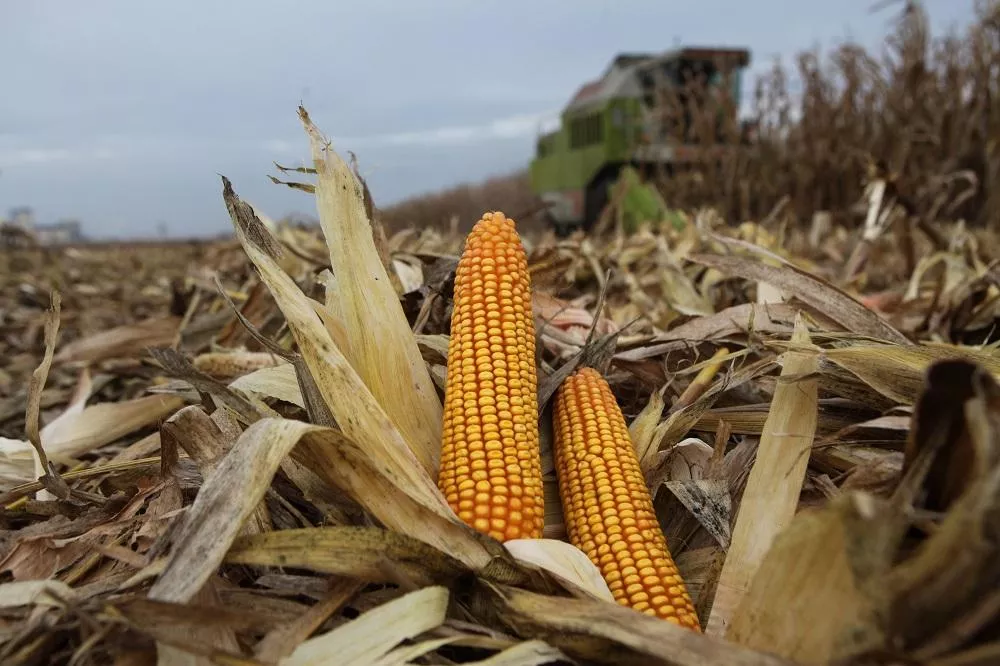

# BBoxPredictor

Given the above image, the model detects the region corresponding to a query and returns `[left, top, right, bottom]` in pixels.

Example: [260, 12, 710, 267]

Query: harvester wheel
[553, 221, 576, 238]
[583, 169, 620, 232]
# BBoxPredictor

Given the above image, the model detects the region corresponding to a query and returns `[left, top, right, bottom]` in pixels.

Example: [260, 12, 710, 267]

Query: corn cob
[553, 366, 701, 630]
[437, 211, 544, 542]
[192, 351, 284, 380]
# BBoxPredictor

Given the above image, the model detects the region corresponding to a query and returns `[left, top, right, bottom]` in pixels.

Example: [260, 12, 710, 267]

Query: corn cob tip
[437, 210, 544, 543]
[553, 366, 701, 630]
[468, 211, 516, 238]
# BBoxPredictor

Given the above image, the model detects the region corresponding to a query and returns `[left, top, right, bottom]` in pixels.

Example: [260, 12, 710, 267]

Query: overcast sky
[1, 0, 981, 239]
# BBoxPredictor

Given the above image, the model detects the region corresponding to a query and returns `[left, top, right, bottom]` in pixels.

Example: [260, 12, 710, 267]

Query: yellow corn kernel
[553, 367, 701, 630]
[437, 211, 544, 542]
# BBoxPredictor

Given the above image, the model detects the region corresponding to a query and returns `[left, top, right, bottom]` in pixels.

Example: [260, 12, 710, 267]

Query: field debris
[3, 148, 999, 665]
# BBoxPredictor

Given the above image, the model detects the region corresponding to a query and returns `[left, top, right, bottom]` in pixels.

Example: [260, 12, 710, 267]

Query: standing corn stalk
[437, 211, 545, 543]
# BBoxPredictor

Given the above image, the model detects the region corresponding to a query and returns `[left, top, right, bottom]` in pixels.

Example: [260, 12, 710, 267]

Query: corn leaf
[281, 586, 449, 666]
[229, 363, 304, 408]
[503, 538, 615, 602]
[299, 106, 443, 476]
[219, 177, 465, 536]
[489, 585, 795, 666]
[225, 526, 471, 586]
[822, 342, 1000, 405]
[688, 253, 910, 345]
[707, 314, 819, 635]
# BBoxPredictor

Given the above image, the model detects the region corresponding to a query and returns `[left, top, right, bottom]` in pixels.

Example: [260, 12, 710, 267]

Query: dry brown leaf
[692, 402, 862, 437]
[533, 291, 618, 339]
[224, 526, 471, 586]
[21, 290, 66, 502]
[651, 302, 798, 343]
[0, 456, 161, 505]
[113, 587, 273, 663]
[280, 585, 449, 666]
[159, 404, 270, 539]
[889, 468, 1000, 660]
[822, 342, 1000, 406]
[146, 418, 309, 603]
[1, 394, 184, 487]
[668, 437, 714, 481]
[720, 357, 1000, 663]
[688, 253, 910, 344]
[291, 426, 494, 571]
[660, 478, 733, 549]
[229, 362, 304, 408]
[45, 394, 184, 464]
[2, 367, 90, 491]
[160, 405, 233, 475]
[886, 359, 1000, 657]
[415, 333, 450, 360]
[221, 177, 456, 532]
[0, 579, 78, 608]
[299, 107, 443, 477]
[0, 481, 161, 581]
[373, 637, 460, 666]
[489, 585, 795, 666]
[454, 640, 567, 665]
[756, 281, 786, 304]
[151, 347, 267, 426]
[722, 492, 885, 663]
[52, 315, 182, 365]
[0, 529, 98, 581]
[153, 578, 243, 666]
[645, 357, 780, 474]
[392, 256, 425, 294]
[821, 414, 911, 442]
[672, 347, 733, 411]
[903, 361, 994, 515]
[631, 385, 667, 470]
[254, 578, 363, 664]
[503, 538, 615, 602]
[707, 314, 819, 636]
[659, 260, 716, 317]
[145, 413, 491, 606]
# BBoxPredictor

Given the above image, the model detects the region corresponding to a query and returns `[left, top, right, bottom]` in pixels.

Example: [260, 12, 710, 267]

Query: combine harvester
[529, 46, 755, 235]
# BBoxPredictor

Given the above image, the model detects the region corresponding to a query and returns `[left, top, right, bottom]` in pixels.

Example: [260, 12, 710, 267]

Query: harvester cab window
[638, 70, 654, 107]
[569, 113, 603, 149]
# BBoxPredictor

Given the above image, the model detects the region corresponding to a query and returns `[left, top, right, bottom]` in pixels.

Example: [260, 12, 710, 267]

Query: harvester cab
[529, 46, 751, 236]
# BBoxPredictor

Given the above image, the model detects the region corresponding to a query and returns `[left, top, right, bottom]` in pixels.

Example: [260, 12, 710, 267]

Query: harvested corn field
[3, 4, 1000, 666]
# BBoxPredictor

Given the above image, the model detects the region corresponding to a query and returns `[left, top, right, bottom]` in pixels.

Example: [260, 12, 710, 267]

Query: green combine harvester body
[529, 46, 752, 234]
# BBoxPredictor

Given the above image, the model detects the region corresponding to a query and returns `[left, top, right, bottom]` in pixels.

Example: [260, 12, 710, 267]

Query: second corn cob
[437, 211, 545, 542]
[553, 366, 701, 630]
[192, 351, 285, 381]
